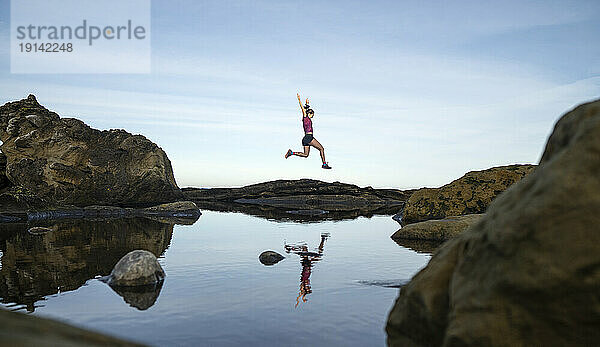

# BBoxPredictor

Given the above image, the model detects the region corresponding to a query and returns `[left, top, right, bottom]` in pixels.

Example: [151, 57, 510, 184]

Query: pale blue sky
[0, 0, 599, 188]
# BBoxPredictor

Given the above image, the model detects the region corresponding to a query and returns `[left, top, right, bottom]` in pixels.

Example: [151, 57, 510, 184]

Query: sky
[0, 0, 599, 189]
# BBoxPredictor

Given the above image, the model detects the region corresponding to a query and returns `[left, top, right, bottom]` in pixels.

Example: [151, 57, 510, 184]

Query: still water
[0, 211, 432, 346]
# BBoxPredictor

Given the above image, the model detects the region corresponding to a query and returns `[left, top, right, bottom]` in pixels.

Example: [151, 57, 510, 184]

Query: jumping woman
[285, 93, 332, 169]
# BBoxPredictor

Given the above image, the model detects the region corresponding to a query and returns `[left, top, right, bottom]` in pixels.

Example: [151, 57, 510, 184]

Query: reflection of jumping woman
[285, 93, 332, 169]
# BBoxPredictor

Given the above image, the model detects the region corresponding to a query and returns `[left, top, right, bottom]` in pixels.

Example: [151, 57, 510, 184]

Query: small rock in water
[27, 226, 53, 235]
[108, 250, 165, 286]
[259, 251, 285, 266]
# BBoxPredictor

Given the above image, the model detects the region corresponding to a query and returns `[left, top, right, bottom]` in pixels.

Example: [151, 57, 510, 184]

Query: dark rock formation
[259, 250, 285, 265]
[391, 214, 483, 241]
[0, 152, 10, 190]
[0, 186, 55, 215]
[0, 95, 183, 207]
[1, 201, 201, 224]
[401, 164, 535, 224]
[0, 309, 145, 346]
[183, 179, 413, 221]
[386, 99, 600, 346]
[107, 250, 165, 287]
[0, 218, 173, 311]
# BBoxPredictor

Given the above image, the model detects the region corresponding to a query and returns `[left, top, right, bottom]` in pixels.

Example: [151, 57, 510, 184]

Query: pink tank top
[303, 116, 313, 133]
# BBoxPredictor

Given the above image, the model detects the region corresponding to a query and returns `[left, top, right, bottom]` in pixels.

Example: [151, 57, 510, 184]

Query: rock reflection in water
[194, 201, 400, 224]
[0, 218, 174, 312]
[392, 238, 443, 254]
[284, 233, 330, 308]
[110, 281, 164, 311]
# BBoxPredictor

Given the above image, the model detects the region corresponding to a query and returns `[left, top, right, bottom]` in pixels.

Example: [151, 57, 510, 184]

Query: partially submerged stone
[108, 250, 165, 287]
[391, 214, 483, 241]
[259, 251, 285, 266]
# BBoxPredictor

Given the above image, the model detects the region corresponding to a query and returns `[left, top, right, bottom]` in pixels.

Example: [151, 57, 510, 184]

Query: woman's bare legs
[309, 138, 326, 164]
[293, 146, 311, 157]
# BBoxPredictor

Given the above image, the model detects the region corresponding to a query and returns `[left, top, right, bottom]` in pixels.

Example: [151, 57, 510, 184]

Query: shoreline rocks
[386, 98, 600, 346]
[401, 164, 535, 224]
[0, 201, 201, 224]
[183, 179, 413, 220]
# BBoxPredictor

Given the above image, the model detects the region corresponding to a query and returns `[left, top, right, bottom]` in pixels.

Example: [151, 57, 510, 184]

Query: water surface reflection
[0, 218, 174, 311]
[284, 233, 330, 307]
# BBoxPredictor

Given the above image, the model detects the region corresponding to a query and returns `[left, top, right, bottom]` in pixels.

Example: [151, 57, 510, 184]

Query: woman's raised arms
[297, 93, 306, 118]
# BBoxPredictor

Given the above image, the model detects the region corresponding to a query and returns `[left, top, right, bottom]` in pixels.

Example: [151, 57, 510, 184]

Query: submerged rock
[401, 164, 535, 223]
[0, 95, 183, 207]
[391, 214, 483, 241]
[108, 250, 165, 287]
[259, 251, 285, 266]
[386, 99, 600, 346]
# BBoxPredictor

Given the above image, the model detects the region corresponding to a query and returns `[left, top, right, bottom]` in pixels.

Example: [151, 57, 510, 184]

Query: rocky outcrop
[391, 214, 483, 241]
[401, 164, 535, 224]
[386, 99, 600, 346]
[259, 251, 285, 265]
[107, 250, 165, 287]
[183, 179, 413, 220]
[0, 309, 145, 346]
[0, 95, 183, 207]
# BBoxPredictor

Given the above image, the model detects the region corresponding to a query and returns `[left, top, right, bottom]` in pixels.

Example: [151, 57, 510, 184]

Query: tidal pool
[0, 210, 432, 346]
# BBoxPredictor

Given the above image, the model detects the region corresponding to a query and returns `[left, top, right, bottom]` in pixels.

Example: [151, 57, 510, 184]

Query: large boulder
[0, 95, 183, 207]
[107, 250, 165, 287]
[391, 214, 483, 241]
[401, 164, 535, 223]
[386, 99, 600, 346]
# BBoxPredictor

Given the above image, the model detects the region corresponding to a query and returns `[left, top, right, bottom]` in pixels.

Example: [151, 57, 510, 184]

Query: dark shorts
[302, 134, 314, 146]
